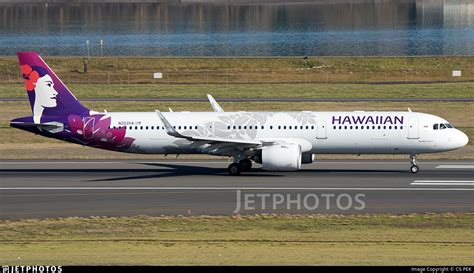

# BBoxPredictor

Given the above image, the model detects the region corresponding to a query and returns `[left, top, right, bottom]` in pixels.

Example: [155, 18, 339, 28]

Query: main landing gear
[409, 155, 419, 174]
[228, 159, 252, 175]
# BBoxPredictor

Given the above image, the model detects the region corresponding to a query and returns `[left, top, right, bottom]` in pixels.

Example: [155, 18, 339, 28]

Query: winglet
[207, 94, 224, 112]
[155, 110, 183, 138]
[407, 107, 412, 112]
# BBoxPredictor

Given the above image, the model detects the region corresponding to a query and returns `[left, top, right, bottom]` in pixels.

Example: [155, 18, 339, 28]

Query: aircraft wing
[207, 94, 224, 112]
[155, 110, 266, 148]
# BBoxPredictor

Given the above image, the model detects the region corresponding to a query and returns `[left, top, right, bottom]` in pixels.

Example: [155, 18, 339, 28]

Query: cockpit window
[434, 123, 454, 130]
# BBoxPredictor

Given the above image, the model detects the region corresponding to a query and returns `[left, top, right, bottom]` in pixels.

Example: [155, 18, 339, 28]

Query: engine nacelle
[262, 143, 302, 171]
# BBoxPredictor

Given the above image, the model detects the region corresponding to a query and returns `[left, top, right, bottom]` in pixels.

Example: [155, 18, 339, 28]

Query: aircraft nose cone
[456, 130, 469, 148]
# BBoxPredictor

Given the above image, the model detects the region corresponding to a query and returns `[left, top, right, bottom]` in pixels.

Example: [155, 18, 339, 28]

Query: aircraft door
[316, 121, 327, 139]
[407, 118, 419, 139]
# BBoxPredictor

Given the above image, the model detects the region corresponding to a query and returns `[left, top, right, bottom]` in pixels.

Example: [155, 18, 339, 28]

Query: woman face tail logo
[17, 52, 90, 123]
[20, 64, 58, 123]
[34, 74, 58, 108]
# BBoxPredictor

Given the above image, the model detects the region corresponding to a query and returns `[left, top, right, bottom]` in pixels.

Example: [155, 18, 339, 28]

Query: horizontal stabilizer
[10, 121, 64, 133]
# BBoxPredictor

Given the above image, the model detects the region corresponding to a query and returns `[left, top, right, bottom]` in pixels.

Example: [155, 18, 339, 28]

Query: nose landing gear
[409, 155, 419, 173]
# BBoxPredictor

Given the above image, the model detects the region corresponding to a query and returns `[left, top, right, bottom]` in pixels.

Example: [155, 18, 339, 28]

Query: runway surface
[1, 98, 473, 102]
[0, 160, 473, 219]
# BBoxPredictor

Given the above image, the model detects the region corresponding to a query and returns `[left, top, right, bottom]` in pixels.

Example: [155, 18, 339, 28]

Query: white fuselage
[104, 111, 468, 155]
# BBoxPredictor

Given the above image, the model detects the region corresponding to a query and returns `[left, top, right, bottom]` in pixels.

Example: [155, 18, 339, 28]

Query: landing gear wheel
[409, 154, 419, 174]
[228, 163, 241, 176]
[239, 159, 252, 171]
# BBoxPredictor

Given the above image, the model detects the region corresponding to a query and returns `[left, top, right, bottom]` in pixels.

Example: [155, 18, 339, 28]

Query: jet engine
[261, 143, 302, 171]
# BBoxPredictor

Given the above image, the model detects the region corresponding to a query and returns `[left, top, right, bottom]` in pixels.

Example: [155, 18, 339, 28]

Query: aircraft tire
[410, 165, 419, 174]
[228, 163, 241, 176]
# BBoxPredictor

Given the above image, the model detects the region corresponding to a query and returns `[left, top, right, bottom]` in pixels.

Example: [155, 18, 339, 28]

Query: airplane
[10, 52, 469, 175]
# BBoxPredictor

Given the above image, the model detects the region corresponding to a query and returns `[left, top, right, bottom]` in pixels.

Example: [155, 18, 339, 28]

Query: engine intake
[262, 143, 302, 171]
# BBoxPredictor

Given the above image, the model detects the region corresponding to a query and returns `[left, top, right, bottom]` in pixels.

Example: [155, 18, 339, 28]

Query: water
[1, 0, 474, 56]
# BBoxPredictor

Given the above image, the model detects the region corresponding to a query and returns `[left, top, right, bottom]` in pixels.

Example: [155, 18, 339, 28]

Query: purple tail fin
[17, 52, 89, 123]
